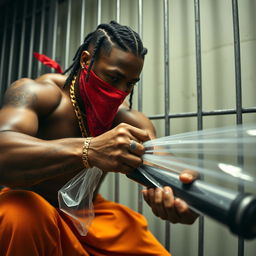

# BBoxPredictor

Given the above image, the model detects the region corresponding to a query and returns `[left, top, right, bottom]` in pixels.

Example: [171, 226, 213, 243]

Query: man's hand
[88, 123, 150, 174]
[142, 170, 199, 224]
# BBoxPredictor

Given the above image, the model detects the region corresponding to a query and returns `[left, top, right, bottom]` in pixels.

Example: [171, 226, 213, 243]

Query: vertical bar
[198, 216, 204, 256]
[232, 0, 242, 126]
[46, 0, 57, 63]
[163, 0, 170, 251]
[231, 1, 244, 256]
[80, 0, 86, 44]
[194, 1, 204, 256]
[137, 0, 144, 214]
[97, 0, 102, 25]
[37, 0, 46, 77]
[194, 0, 203, 131]
[137, 0, 143, 112]
[0, 5, 8, 105]
[7, 3, 17, 86]
[116, 0, 120, 23]
[27, 0, 36, 78]
[51, 0, 59, 62]
[163, 0, 170, 136]
[18, 0, 27, 78]
[64, 0, 72, 70]
[114, 0, 121, 203]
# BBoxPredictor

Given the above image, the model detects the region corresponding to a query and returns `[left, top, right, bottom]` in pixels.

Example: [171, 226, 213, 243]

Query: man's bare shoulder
[3, 74, 66, 116]
[35, 73, 67, 88]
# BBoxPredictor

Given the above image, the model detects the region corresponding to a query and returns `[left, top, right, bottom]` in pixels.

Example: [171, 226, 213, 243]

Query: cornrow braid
[97, 24, 128, 51]
[128, 27, 139, 54]
[64, 32, 94, 87]
[64, 21, 147, 109]
[85, 34, 105, 82]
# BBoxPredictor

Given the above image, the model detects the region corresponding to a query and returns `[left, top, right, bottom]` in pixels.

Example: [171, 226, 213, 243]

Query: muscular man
[0, 21, 197, 256]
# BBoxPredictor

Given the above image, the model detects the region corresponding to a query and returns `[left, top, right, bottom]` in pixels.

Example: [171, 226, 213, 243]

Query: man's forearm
[0, 131, 84, 187]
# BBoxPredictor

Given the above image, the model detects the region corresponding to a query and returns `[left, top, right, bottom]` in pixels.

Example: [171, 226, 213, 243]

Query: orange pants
[0, 188, 170, 256]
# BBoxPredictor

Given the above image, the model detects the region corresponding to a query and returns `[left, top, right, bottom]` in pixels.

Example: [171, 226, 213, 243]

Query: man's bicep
[0, 107, 39, 136]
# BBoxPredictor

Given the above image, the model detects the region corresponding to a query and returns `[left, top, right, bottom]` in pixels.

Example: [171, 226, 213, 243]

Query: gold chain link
[69, 77, 88, 138]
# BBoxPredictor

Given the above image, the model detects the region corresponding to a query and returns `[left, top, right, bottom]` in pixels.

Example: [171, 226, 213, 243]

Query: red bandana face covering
[79, 68, 129, 137]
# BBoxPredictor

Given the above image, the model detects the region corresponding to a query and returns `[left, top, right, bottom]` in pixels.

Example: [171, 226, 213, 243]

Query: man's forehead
[98, 47, 143, 71]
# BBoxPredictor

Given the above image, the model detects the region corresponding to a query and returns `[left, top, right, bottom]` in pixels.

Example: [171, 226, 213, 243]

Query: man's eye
[108, 75, 118, 83]
[128, 82, 137, 87]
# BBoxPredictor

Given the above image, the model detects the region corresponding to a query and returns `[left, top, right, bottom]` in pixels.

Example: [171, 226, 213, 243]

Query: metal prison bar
[0, 0, 255, 255]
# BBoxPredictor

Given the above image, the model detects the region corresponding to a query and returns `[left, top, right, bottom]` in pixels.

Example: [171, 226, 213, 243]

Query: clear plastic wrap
[143, 124, 256, 187]
[127, 124, 256, 239]
[58, 167, 102, 236]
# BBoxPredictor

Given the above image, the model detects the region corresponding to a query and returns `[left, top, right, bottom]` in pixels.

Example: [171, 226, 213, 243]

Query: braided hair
[64, 21, 147, 109]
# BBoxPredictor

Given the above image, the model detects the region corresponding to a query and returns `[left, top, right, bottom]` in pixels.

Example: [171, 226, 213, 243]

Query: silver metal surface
[51, 0, 59, 62]
[163, 0, 170, 251]
[137, 0, 143, 113]
[115, 0, 120, 203]
[27, 0, 36, 78]
[163, 0, 170, 137]
[129, 140, 137, 151]
[116, 0, 120, 22]
[0, 5, 8, 105]
[80, 0, 86, 43]
[97, 0, 102, 25]
[231, 1, 244, 255]
[64, 0, 72, 69]
[18, 0, 27, 78]
[194, 1, 204, 255]
[232, 0, 242, 126]
[148, 107, 256, 120]
[137, 0, 144, 214]
[37, 0, 46, 76]
[7, 5, 17, 86]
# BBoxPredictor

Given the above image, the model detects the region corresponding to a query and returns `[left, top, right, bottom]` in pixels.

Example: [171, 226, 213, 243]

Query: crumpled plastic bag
[58, 167, 102, 236]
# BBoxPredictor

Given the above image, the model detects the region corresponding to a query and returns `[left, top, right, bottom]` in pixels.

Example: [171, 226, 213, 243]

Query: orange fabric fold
[0, 189, 170, 256]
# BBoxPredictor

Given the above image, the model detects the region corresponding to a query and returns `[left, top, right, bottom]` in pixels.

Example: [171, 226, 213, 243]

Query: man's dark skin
[0, 45, 198, 224]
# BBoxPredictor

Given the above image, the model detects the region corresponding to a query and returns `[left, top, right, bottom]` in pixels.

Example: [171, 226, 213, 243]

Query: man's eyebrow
[107, 69, 125, 78]
[107, 69, 140, 82]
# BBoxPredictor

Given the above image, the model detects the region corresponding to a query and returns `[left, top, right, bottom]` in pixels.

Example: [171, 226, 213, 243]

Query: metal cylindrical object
[127, 166, 256, 239]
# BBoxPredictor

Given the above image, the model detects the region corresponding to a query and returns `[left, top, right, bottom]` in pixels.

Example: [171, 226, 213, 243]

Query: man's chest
[37, 94, 82, 140]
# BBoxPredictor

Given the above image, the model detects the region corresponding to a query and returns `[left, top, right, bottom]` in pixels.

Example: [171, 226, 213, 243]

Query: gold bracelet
[82, 137, 92, 169]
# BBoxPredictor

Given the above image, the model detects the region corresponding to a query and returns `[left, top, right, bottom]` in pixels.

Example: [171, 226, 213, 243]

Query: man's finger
[174, 198, 199, 224]
[128, 140, 145, 156]
[174, 198, 188, 214]
[142, 189, 150, 204]
[118, 164, 135, 174]
[162, 186, 174, 208]
[119, 153, 143, 169]
[127, 124, 150, 142]
[179, 169, 199, 184]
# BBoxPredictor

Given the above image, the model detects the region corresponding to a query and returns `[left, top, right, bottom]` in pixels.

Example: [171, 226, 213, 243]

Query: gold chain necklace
[69, 77, 88, 138]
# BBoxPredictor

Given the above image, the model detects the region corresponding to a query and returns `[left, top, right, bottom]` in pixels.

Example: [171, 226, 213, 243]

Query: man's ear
[80, 51, 91, 68]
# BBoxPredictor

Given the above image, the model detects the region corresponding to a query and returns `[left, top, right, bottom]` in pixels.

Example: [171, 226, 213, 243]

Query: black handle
[126, 166, 256, 239]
